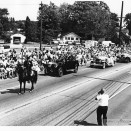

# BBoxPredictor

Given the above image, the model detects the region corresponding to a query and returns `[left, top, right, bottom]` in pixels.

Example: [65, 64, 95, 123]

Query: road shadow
[74, 120, 98, 126]
[0, 88, 31, 94]
[38, 71, 74, 77]
[38, 74, 48, 76]
[39, 73, 57, 77]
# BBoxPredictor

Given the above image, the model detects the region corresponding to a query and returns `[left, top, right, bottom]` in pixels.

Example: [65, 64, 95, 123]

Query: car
[43, 55, 79, 77]
[90, 55, 115, 69]
[117, 53, 131, 63]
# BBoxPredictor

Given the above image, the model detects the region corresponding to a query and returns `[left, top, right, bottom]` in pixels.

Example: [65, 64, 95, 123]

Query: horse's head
[17, 64, 26, 74]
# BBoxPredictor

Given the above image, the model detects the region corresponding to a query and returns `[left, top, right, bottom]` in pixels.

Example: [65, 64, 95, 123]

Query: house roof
[11, 33, 26, 38]
[59, 32, 81, 38]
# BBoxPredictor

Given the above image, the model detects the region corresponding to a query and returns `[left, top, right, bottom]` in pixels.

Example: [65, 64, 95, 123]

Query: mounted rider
[23, 56, 33, 82]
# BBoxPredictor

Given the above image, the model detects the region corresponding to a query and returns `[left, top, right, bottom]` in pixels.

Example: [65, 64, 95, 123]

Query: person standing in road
[95, 88, 109, 126]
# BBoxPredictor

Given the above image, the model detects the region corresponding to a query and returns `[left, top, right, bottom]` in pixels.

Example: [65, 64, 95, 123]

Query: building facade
[10, 33, 26, 44]
[58, 32, 81, 44]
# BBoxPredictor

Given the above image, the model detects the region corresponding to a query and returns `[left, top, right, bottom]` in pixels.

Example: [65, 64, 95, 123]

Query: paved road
[86, 79, 131, 126]
[0, 62, 131, 126]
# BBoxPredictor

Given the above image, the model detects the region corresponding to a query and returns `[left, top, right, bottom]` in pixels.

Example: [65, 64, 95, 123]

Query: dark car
[117, 53, 131, 63]
[44, 55, 79, 77]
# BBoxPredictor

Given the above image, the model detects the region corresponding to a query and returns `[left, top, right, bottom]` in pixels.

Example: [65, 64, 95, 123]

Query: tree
[0, 8, 9, 36]
[124, 13, 131, 35]
[29, 21, 38, 42]
[8, 17, 16, 31]
[37, 2, 61, 43]
[108, 13, 119, 41]
[59, 1, 111, 40]
[0, 8, 9, 31]
[0, 8, 10, 42]
[36, 1, 120, 42]
[25, 16, 32, 43]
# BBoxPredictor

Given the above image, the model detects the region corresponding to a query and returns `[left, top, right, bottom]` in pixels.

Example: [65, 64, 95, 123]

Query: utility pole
[119, 1, 124, 47]
[39, 1, 43, 50]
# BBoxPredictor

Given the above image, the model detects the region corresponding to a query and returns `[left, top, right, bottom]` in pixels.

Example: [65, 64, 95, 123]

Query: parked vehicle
[90, 55, 115, 69]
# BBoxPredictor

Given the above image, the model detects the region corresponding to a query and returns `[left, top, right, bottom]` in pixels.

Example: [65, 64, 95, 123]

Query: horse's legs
[23, 81, 26, 93]
[19, 81, 22, 94]
[30, 81, 34, 91]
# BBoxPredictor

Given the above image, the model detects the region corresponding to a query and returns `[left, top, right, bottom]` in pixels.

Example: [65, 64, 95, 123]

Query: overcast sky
[0, 0, 131, 21]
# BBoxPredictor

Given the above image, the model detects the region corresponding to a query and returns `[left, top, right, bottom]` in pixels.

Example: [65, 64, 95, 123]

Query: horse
[16, 64, 38, 94]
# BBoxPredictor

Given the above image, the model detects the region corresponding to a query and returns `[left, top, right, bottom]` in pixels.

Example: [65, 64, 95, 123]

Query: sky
[0, 0, 131, 21]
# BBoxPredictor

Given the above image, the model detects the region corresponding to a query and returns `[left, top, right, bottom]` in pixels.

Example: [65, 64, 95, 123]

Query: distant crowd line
[0, 44, 130, 79]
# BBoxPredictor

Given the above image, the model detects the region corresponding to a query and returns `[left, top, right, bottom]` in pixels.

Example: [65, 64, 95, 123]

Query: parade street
[0, 62, 131, 126]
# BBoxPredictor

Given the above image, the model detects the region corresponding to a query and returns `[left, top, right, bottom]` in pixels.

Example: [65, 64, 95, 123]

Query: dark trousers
[97, 106, 108, 126]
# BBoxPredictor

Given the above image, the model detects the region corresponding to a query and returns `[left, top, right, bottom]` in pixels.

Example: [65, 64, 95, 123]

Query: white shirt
[96, 94, 109, 106]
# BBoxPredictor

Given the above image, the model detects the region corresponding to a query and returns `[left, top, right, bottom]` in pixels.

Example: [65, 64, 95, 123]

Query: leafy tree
[25, 16, 32, 42]
[108, 13, 119, 43]
[37, 2, 61, 43]
[0, 8, 10, 39]
[29, 21, 38, 42]
[0, 8, 9, 31]
[124, 13, 131, 35]
[58, 1, 112, 40]
[8, 17, 16, 31]
[36, 1, 120, 43]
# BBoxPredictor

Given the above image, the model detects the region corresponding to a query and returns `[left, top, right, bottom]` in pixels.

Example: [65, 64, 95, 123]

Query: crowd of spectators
[0, 43, 129, 79]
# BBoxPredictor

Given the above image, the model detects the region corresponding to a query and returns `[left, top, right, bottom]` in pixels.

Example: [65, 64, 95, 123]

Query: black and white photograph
[0, 0, 131, 128]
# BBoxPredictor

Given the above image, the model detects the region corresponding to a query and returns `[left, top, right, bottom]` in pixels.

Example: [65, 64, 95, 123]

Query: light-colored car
[90, 55, 115, 69]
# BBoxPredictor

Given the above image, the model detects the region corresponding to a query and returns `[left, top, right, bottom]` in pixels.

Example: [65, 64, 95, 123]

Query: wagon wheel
[44, 67, 48, 75]
[125, 57, 130, 63]
[58, 67, 63, 77]
[102, 62, 106, 69]
[74, 64, 78, 73]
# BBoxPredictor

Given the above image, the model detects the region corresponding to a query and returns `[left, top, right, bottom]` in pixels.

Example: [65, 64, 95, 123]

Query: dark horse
[16, 64, 38, 94]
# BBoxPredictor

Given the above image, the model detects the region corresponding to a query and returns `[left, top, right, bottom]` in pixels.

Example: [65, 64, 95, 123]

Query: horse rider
[24, 56, 33, 82]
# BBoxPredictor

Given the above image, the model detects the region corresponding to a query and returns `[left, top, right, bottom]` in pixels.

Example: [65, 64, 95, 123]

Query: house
[84, 40, 98, 48]
[57, 32, 81, 44]
[0, 39, 5, 44]
[10, 33, 26, 49]
[10, 33, 26, 44]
